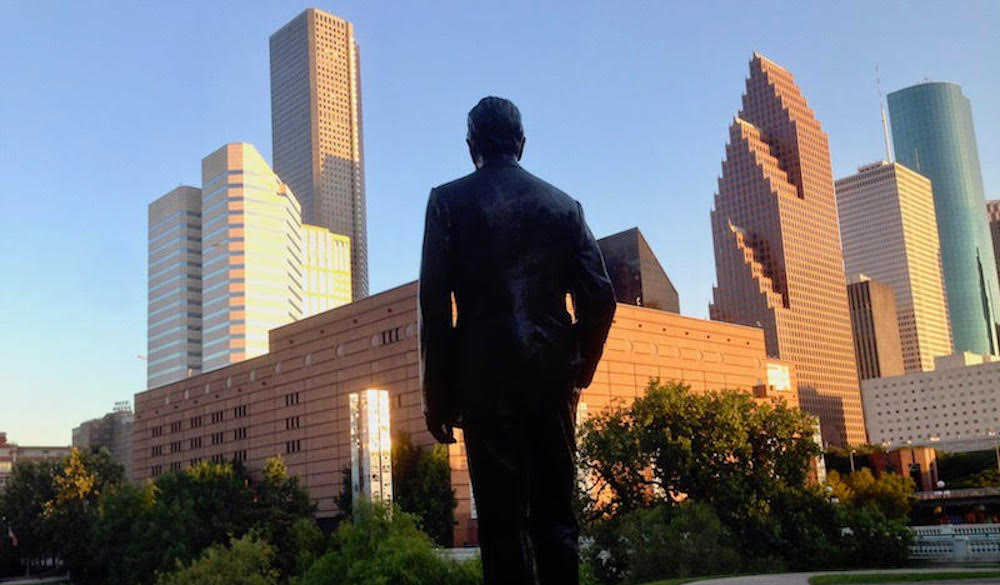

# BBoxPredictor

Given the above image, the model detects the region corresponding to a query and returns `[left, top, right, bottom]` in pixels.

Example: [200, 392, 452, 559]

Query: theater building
[133, 280, 797, 544]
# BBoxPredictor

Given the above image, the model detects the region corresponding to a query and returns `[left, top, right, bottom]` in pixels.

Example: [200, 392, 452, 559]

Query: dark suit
[419, 157, 615, 585]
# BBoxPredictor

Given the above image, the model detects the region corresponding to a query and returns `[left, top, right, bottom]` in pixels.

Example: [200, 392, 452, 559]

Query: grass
[809, 571, 1000, 584]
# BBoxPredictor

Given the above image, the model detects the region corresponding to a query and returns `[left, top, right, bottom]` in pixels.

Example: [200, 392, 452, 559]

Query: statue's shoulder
[518, 168, 579, 211]
[430, 171, 478, 204]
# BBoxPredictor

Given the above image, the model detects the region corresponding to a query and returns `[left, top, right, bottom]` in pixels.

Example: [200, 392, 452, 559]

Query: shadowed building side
[709, 54, 864, 445]
[597, 227, 679, 312]
[847, 276, 905, 380]
[987, 200, 1000, 298]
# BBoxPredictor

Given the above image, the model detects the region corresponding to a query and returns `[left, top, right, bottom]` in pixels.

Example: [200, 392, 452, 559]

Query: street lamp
[849, 449, 857, 473]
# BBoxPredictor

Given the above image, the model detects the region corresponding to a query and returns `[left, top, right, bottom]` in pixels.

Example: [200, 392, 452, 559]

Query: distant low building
[862, 352, 1000, 452]
[73, 401, 135, 479]
[0, 432, 71, 491]
[598, 227, 679, 312]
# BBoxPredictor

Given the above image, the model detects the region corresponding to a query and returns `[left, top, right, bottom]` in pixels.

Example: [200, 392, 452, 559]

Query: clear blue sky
[2, 1, 998, 445]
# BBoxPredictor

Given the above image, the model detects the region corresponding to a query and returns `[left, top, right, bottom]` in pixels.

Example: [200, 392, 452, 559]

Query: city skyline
[2, 1, 999, 444]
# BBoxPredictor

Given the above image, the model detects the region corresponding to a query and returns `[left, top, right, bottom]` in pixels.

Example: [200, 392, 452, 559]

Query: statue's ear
[467, 139, 484, 169]
[517, 137, 526, 161]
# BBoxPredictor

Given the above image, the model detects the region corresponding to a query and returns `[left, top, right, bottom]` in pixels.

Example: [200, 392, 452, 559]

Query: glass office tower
[889, 82, 999, 356]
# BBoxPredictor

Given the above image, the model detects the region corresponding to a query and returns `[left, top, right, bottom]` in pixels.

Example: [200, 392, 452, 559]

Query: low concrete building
[862, 352, 1000, 452]
[73, 401, 135, 479]
[133, 281, 797, 545]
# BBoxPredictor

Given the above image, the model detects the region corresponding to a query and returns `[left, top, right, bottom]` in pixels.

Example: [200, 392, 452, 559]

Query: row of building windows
[150, 448, 256, 477]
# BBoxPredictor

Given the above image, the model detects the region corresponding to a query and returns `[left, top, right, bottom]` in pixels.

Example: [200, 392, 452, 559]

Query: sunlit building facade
[271, 8, 368, 300]
[709, 54, 865, 445]
[147, 186, 203, 388]
[201, 143, 305, 372]
[889, 82, 999, 356]
[134, 278, 797, 545]
[303, 225, 352, 315]
[836, 161, 952, 372]
[863, 352, 1000, 453]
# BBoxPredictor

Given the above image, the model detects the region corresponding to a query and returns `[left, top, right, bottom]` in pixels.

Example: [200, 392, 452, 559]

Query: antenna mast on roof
[877, 65, 893, 163]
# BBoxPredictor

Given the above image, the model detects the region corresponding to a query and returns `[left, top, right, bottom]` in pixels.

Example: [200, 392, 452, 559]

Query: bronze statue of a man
[419, 96, 616, 584]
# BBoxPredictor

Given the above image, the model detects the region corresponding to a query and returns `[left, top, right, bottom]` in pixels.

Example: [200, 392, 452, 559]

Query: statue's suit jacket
[419, 158, 616, 424]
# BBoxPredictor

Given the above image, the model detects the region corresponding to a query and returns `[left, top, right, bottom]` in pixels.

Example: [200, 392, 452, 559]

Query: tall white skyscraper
[200, 143, 306, 371]
[147, 186, 203, 388]
[836, 161, 953, 372]
[147, 144, 351, 388]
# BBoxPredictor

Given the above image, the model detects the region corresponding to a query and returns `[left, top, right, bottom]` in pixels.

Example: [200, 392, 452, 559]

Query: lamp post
[849, 449, 857, 473]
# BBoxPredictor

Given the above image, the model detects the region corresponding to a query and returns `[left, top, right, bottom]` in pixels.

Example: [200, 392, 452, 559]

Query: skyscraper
[302, 224, 352, 316]
[986, 200, 1000, 292]
[147, 143, 350, 389]
[710, 54, 865, 445]
[836, 161, 952, 372]
[597, 227, 679, 312]
[889, 82, 999, 356]
[847, 276, 905, 380]
[201, 143, 305, 371]
[148, 186, 203, 388]
[270, 8, 368, 300]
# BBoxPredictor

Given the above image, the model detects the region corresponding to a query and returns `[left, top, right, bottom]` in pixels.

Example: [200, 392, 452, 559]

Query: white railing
[911, 523, 1000, 561]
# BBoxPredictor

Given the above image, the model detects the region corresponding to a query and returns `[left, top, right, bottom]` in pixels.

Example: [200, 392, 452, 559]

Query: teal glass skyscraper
[889, 82, 998, 356]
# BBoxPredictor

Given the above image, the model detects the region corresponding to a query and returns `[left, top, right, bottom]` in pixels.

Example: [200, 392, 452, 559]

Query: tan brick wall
[134, 281, 793, 544]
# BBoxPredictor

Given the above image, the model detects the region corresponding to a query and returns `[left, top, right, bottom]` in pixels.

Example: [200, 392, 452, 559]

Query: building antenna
[877, 65, 893, 163]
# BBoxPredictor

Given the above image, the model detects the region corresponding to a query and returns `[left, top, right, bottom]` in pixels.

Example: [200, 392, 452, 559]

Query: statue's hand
[425, 410, 456, 444]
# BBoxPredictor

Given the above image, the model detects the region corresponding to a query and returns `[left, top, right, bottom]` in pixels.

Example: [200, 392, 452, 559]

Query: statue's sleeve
[569, 201, 616, 389]
[418, 189, 456, 420]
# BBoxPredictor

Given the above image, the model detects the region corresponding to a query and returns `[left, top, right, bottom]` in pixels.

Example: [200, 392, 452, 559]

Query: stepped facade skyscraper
[710, 54, 865, 445]
[889, 82, 999, 356]
[836, 162, 952, 373]
[270, 8, 368, 300]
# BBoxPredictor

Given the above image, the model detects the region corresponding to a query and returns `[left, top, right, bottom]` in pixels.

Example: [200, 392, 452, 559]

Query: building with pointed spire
[710, 54, 865, 445]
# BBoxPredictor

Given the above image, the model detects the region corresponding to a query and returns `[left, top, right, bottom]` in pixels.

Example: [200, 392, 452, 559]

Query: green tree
[45, 447, 125, 583]
[583, 502, 741, 584]
[155, 533, 279, 585]
[124, 461, 258, 583]
[579, 381, 818, 536]
[252, 456, 319, 577]
[392, 432, 457, 546]
[578, 380, 911, 579]
[826, 469, 916, 520]
[91, 483, 156, 585]
[0, 459, 60, 574]
[298, 502, 479, 585]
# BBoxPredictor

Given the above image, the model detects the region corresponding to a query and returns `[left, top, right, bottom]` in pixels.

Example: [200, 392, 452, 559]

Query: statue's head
[467, 96, 525, 169]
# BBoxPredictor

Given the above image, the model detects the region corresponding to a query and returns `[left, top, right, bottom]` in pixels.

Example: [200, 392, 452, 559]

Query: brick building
[0, 432, 71, 491]
[134, 280, 796, 544]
